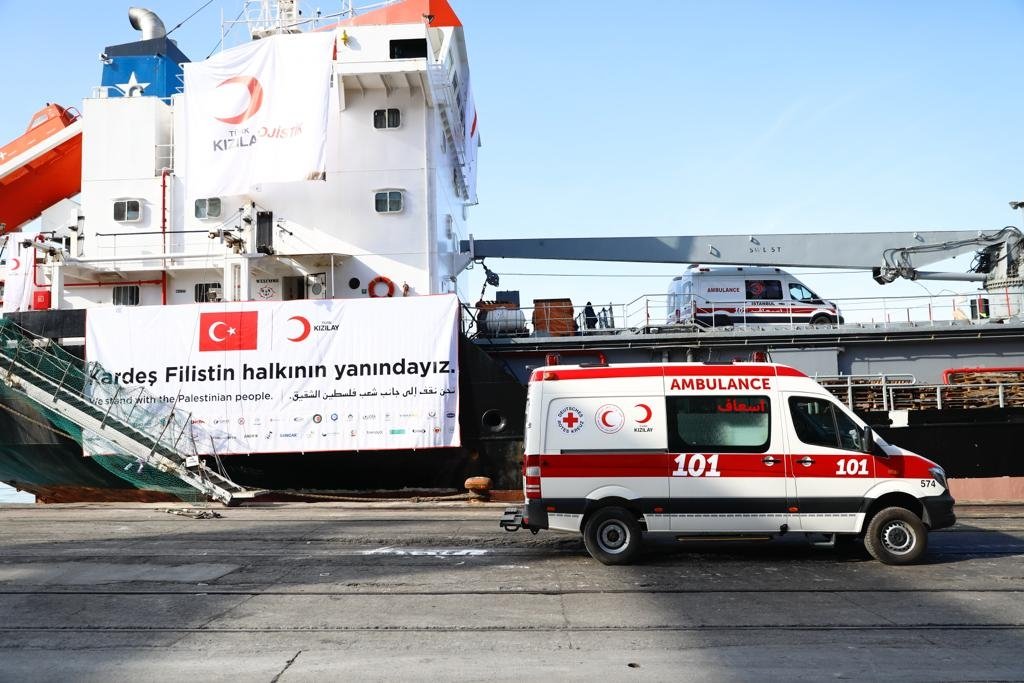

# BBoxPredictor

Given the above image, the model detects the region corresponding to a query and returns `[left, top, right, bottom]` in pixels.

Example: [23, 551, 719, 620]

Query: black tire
[864, 507, 928, 565]
[583, 506, 642, 565]
[809, 314, 833, 326]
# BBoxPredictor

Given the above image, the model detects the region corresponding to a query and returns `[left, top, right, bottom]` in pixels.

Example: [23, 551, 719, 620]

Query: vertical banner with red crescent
[1, 237, 34, 313]
[182, 31, 336, 199]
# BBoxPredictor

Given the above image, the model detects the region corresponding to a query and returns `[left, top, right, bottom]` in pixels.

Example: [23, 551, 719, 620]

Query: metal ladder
[0, 317, 263, 504]
[426, 60, 469, 197]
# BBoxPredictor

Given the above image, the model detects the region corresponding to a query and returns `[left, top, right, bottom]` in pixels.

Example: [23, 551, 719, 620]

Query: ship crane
[460, 226, 1023, 292]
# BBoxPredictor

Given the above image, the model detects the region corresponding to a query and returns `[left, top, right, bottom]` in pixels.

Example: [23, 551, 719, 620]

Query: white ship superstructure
[8, 0, 478, 312]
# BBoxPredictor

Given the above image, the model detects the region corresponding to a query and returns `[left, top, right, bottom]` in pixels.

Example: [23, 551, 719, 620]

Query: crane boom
[460, 228, 1022, 287]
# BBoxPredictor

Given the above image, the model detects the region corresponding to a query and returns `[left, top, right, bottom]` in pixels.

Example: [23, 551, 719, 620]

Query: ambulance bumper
[923, 491, 957, 530]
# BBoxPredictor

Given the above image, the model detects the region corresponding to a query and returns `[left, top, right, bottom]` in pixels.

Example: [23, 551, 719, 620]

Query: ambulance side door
[783, 394, 876, 533]
[667, 393, 792, 533]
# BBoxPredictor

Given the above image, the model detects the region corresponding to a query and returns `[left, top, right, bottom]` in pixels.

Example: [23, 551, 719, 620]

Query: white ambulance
[500, 361, 955, 565]
[666, 266, 843, 327]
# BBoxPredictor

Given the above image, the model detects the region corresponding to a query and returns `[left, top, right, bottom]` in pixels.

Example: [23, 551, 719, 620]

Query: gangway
[0, 317, 263, 504]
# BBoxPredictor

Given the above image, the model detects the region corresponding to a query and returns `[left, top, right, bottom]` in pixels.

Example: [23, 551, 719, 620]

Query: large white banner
[183, 32, 336, 198]
[84, 296, 461, 455]
[1, 236, 34, 313]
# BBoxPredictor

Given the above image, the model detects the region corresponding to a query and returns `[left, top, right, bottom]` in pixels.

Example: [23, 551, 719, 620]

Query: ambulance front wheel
[864, 507, 928, 565]
[810, 314, 833, 326]
[583, 506, 642, 565]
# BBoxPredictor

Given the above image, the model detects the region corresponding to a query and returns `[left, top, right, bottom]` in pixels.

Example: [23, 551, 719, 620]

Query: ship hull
[2, 309, 1023, 502]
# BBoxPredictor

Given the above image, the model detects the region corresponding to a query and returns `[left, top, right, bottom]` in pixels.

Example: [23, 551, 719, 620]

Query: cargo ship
[1, 0, 1023, 504]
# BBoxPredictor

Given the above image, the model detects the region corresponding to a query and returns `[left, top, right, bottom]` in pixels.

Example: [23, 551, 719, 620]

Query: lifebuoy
[368, 275, 396, 298]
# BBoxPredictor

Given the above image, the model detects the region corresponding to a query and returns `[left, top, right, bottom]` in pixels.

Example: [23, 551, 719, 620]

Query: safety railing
[464, 300, 619, 339]
[463, 288, 1022, 340]
[814, 372, 1024, 411]
[815, 374, 918, 411]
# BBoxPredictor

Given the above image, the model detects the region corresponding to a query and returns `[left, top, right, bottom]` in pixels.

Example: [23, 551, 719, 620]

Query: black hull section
[871, 408, 1024, 478]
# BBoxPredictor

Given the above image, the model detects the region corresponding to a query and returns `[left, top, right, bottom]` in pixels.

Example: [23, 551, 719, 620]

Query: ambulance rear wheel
[864, 507, 927, 565]
[583, 507, 642, 565]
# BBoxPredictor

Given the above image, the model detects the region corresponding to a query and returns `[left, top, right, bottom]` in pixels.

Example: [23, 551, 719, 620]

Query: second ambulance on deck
[666, 265, 843, 328]
[500, 361, 955, 565]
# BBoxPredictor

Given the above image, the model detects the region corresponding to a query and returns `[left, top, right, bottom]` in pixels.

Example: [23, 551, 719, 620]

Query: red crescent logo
[595, 404, 624, 434]
[287, 316, 311, 342]
[215, 76, 264, 124]
[9, 258, 20, 272]
[635, 403, 653, 424]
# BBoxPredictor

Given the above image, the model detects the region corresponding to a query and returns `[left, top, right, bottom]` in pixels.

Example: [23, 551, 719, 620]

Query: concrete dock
[1, 502, 1024, 681]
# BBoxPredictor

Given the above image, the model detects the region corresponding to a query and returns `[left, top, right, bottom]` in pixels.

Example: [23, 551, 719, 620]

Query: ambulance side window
[666, 396, 771, 453]
[745, 280, 783, 300]
[788, 397, 862, 451]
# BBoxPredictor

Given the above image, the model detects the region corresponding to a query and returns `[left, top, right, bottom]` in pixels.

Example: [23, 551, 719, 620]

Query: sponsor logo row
[556, 404, 655, 435]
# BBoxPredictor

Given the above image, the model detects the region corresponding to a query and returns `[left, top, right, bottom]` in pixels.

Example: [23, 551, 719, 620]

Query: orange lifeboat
[0, 104, 83, 234]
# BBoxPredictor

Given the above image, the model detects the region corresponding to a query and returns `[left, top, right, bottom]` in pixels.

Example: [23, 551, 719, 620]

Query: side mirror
[862, 425, 884, 456]
[861, 425, 873, 454]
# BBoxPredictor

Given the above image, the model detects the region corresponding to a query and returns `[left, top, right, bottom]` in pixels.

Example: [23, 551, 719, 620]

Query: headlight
[929, 466, 948, 490]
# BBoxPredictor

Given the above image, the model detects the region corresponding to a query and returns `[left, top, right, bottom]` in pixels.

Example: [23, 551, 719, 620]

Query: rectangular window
[745, 279, 782, 300]
[788, 396, 864, 451]
[372, 108, 401, 129]
[389, 38, 428, 59]
[113, 199, 141, 222]
[194, 197, 222, 219]
[667, 395, 771, 453]
[451, 72, 464, 121]
[112, 285, 140, 306]
[374, 190, 403, 213]
[194, 282, 222, 302]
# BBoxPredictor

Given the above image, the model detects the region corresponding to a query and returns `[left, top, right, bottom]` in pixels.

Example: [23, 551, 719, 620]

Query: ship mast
[247, 0, 302, 39]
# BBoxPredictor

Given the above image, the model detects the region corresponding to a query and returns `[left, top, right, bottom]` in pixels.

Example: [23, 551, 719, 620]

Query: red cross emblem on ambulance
[556, 405, 585, 434]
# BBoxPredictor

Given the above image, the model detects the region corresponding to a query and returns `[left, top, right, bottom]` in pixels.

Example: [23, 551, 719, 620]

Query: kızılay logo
[210, 74, 304, 153]
[215, 76, 264, 124]
[285, 316, 340, 342]
[199, 311, 258, 351]
[287, 316, 310, 342]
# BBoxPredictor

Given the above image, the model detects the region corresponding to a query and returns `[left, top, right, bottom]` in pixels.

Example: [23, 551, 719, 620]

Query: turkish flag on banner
[198, 311, 259, 351]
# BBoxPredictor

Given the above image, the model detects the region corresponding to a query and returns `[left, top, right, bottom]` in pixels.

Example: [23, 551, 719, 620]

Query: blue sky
[3, 1, 1023, 322]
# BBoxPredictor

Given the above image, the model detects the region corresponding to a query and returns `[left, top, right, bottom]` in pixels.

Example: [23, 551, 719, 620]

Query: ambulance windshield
[788, 283, 819, 302]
